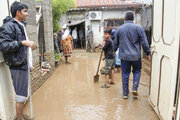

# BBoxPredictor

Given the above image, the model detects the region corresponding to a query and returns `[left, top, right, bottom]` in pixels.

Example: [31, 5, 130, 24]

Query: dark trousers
[73, 39, 77, 48]
[121, 59, 142, 96]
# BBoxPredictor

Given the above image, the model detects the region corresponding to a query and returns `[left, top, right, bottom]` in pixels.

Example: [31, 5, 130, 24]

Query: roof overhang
[68, 19, 86, 26]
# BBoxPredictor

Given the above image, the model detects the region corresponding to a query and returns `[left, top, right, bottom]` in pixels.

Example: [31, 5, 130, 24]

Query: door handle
[150, 45, 155, 48]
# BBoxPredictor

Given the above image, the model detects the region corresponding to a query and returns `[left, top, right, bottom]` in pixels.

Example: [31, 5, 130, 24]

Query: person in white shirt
[72, 27, 78, 48]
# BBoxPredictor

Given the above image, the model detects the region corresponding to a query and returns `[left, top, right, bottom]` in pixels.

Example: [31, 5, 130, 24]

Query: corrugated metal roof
[74, 0, 142, 8]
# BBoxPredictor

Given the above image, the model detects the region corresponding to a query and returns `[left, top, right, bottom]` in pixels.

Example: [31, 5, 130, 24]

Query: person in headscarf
[61, 24, 73, 64]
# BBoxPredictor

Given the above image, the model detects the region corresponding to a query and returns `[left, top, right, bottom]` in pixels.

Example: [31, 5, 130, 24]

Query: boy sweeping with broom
[100, 29, 115, 88]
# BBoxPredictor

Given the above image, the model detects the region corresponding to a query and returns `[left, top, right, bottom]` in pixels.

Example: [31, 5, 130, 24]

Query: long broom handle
[96, 50, 103, 75]
[27, 48, 34, 119]
[28, 69, 33, 118]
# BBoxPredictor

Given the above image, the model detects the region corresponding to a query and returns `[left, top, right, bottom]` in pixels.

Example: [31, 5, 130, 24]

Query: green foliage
[52, 0, 76, 32]
[54, 51, 60, 61]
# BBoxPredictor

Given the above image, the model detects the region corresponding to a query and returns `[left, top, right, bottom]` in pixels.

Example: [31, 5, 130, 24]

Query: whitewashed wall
[92, 9, 141, 46]
[63, 9, 141, 46]
[0, 0, 17, 119]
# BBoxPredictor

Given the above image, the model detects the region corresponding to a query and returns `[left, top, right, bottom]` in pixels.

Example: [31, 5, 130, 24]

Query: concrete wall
[0, 0, 17, 119]
[22, 0, 39, 64]
[141, 6, 152, 27]
[30, 0, 55, 94]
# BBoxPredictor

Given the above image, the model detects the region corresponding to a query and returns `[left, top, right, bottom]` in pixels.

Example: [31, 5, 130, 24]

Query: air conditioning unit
[89, 11, 102, 20]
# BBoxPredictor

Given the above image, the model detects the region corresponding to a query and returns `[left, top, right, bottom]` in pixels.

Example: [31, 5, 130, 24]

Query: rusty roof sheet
[75, 0, 142, 8]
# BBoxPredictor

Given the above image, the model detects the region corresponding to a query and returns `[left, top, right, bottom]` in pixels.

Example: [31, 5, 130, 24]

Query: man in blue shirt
[114, 12, 151, 99]
[107, 22, 116, 43]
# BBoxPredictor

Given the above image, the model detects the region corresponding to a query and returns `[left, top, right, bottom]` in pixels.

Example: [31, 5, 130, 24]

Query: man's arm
[92, 30, 94, 40]
[0, 25, 22, 53]
[137, 26, 151, 56]
[111, 29, 116, 40]
[21, 40, 37, 50]
[0, 25, 37, 53]
[137, 26, 151, 61]
[103, 40, 109, 51]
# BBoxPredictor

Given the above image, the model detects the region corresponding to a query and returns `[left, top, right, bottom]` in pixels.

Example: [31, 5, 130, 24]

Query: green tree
[52, 0, 76, 32]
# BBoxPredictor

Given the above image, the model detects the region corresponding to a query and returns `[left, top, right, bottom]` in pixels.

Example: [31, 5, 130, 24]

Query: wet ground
[24, 49, 158, 120]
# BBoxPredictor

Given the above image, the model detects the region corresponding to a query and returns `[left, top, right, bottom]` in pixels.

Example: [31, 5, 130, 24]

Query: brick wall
[30, 53, 55, 94]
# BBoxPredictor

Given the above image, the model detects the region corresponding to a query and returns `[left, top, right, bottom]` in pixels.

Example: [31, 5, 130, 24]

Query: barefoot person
[101, 29, 115, 88]
[0, 1, 37, 120]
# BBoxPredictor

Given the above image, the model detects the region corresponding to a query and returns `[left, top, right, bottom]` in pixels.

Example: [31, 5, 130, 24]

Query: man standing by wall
[72, 27, 78, 48]
[114, 11, 151, 99]
[0, 1, 37, 120]
[86, 25, 94, 52]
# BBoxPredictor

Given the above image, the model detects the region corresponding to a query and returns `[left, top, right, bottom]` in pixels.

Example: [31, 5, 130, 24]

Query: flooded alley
[24, 50, 158, 120]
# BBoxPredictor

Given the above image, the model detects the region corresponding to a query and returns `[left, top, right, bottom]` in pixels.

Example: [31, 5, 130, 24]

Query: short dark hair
[125, 11, 134, 21]
[10, 1, 28, 18]
[104, 29, 111, 35]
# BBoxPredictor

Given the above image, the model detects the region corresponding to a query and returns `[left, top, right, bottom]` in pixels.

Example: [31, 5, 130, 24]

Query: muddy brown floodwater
[24, 50, 158, 120]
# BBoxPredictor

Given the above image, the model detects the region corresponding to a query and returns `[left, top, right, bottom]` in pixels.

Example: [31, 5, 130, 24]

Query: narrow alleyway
[24, 50, 158, 120]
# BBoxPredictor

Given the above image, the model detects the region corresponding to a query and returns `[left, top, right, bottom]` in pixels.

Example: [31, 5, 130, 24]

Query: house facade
[60, 0, 143, 47]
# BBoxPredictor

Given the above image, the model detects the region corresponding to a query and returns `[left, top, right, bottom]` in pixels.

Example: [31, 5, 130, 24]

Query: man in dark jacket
[114, 12, 151, 99]
[107, 22, 116, 43]
[0, 1, 37, 120]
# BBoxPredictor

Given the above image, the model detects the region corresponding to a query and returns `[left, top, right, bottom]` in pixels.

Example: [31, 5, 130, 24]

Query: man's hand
[22, 41, 37, 50]
[113, 51, 116, 55]
[101, 41, 105, 47]
[146, 55, 151, 61]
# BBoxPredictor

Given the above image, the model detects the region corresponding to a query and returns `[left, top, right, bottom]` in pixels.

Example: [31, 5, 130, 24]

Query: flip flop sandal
[109, 81, 115, 84]
[66, 60, 71, 64]
[23, 114, 35, 120]
[101, 84, 110, 88]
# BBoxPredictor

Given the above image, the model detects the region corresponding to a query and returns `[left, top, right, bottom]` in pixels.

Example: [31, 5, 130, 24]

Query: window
[104, 19, 124, 30]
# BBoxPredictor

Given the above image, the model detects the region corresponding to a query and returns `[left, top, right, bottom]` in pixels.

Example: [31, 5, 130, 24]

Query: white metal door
[91, 21, 103, 45]
[149, 0, 180, 120]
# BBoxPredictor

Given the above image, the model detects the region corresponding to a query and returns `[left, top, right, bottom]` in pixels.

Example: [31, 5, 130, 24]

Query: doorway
[69, 22, 86, 49]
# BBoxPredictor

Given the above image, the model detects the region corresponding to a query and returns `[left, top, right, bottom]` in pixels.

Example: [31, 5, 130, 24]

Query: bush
[52, 0, 76, 32]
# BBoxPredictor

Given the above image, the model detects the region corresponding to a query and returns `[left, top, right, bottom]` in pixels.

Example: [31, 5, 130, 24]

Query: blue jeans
[121, 59, 142, 96]
[73, 39, 77, 48]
